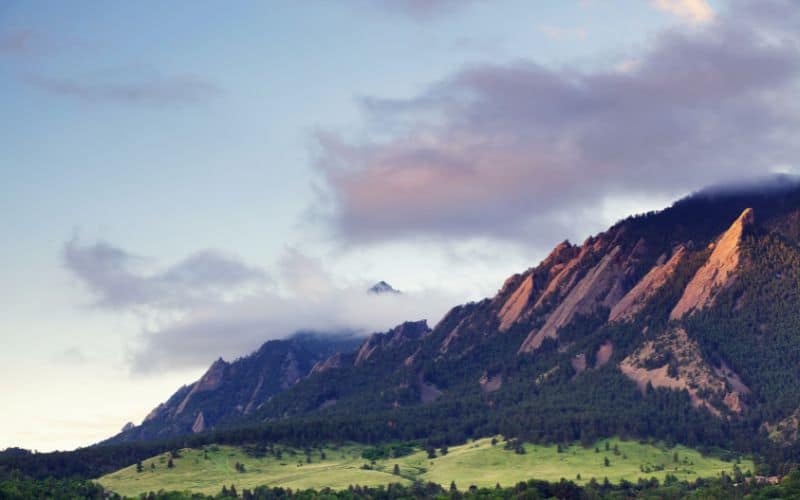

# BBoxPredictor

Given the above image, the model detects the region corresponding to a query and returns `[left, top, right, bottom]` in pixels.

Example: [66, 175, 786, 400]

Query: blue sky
[3, 0, 799, 451]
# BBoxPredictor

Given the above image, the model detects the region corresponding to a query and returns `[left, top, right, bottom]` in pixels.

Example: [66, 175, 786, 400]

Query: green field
[98, 437, 753, 498]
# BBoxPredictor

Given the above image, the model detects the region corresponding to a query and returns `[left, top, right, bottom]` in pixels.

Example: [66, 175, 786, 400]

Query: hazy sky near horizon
[2, 0, 799, 451]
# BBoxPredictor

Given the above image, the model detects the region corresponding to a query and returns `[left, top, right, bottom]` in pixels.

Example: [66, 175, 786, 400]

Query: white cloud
[63, 239, 462, 372]
[63, 238, 269, 311]
[314, 0, 799, 245]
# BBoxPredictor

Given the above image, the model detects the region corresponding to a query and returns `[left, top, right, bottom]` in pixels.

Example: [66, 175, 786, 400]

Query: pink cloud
[314, 0, 800, 244]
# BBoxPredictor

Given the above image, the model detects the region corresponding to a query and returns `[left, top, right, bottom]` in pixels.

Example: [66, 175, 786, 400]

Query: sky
[1, 0, 798, 451]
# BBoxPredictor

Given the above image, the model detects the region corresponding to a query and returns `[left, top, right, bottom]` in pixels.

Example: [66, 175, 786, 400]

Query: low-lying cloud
[64, 239, 459, 373]
[130, 282, 456, 373]
[314, 0, 800, 246]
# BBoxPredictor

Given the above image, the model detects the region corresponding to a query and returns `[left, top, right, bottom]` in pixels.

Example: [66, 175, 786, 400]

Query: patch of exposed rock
[355, 320, 430, 365]
[418, 374, 442, 403]
[310, 352, 343, 375]
[571, 354, 587, 375]
[535, 366, 560, 386]
[610, 246, 686, 322]
[244, 375, 265, 414]
[479, 372, 503, 393]
[619, 328, 749, 416]
[498, 274, 534, 331]
[595, 341, 613, 368]
[191, 411, 206, 433]
[520, 245, 626, 352]
[670, 208, 754, 319]
[496, 241, 577, 332]
[534, 242, 598, 309]
[317, 399, 337, 410]
[404, 347, 421, 367]
[439, 315, 469, 354]
[765, 408, 800, 444]
[176, 358, 228, 415]
[279, 351, 301, 390]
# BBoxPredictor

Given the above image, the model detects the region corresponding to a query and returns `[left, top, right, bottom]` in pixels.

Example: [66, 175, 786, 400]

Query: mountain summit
[368, 280, 401, 295]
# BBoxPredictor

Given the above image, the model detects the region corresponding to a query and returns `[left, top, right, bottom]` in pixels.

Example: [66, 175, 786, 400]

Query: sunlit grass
[97, 437, 753, 497]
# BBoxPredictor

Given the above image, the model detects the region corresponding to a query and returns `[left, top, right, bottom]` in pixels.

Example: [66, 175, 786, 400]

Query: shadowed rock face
[310, 352, 343, 375]
[174, 358, 228, 416]
[354, 320, 430, 366]
[108, 332, 361, 443]
[418, 374, 442, 403]
[610, 246, 686, 322]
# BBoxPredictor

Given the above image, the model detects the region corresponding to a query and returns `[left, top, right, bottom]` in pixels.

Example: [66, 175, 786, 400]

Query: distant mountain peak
[368, 280, 400, 295]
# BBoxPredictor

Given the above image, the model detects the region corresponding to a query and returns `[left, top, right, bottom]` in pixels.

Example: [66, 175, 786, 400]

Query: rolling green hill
[98, 437, 753, 497]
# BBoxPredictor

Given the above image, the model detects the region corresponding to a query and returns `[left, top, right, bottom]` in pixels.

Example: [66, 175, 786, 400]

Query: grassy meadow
[98, 437, 753, 497]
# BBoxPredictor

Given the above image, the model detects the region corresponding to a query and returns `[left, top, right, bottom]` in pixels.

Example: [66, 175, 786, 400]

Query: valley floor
[97, 437, 753, 498]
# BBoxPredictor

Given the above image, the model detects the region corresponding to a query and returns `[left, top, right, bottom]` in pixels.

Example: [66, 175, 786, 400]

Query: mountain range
[109, 178, 800, 458]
